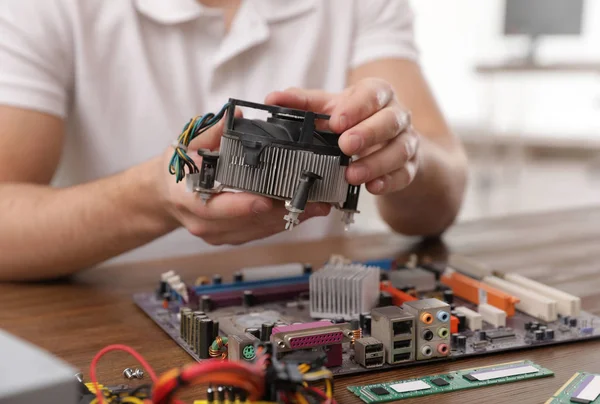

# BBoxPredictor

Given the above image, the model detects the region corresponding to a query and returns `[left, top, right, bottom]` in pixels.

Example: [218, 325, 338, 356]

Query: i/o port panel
[370, 306, 415, 364]
[403, 298, 451, 360]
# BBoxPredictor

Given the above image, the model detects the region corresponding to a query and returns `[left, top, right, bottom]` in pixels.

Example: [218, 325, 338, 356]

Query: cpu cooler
[183, 98, 361, 230]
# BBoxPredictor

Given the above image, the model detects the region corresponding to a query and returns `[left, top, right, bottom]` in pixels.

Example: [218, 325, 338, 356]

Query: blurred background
[354, 0, 600, 234]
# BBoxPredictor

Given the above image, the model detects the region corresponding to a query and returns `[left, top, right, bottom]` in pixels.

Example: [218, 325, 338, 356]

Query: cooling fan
[172, 98, 361, 230]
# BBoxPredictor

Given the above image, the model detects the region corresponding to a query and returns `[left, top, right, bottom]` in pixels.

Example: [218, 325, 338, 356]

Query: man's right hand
[158, 110, 331, 246]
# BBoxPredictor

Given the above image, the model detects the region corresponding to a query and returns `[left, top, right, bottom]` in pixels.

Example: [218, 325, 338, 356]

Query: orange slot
[440, 271, 519, 317]
[450, 315, 459, 333]
[380, 281, 417, 306]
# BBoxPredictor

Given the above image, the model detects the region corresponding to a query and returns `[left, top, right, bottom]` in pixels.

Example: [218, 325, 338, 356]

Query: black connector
[197, 149, 220, 189]
[290, 171, 322, 211]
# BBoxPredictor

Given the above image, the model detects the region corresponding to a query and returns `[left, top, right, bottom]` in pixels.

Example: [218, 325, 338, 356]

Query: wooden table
[3, 207, 600, 403]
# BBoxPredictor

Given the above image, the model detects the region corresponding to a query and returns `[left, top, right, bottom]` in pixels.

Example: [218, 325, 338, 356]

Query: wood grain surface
[2, 206, 600, 403]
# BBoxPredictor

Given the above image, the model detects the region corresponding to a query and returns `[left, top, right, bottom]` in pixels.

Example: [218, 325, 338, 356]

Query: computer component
[354, 337, 384, 368]
[176, 99, 362, 230]
[228, 333, 260, 362]
[402, 298, 450, 360]
[478, 303, 507, 328]
[134, 255, 600, 379]
[309, 262, 380, 320]
[503, 273, 581, 317]
[546, 371, 600, 404]
[348, 360, 554, 403]
[454, 306, 483, 331]
[0, 329, 79, 404]
[388, 268, 436, 292]
[483, 275, 558, 321]
[370, 306, 415, 364]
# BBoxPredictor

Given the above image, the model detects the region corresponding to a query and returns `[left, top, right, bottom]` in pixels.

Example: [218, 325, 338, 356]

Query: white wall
[411, 0, 600, 139]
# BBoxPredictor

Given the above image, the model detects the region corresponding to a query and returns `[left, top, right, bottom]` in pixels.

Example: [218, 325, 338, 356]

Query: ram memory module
[348, 360, 553, 403]
[545, 372, 600, 404]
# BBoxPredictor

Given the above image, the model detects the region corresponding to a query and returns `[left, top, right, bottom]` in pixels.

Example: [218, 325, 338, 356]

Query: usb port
[393, 353, 411, 362]
[365, 358, 384, 367]
[365, 344, 383, 354]
[393, 340, 411, 349]
[393, 320, 412, 336]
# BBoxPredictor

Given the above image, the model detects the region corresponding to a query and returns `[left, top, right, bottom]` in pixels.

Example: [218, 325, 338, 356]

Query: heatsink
[309, 262, 380, 320]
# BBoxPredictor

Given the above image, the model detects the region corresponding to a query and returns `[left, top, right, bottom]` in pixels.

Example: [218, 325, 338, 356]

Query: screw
[123, 368, 134, 379]
[133, 369, 144, 379]
[123, 368, 144, 379]
[75, 372, 84, 383]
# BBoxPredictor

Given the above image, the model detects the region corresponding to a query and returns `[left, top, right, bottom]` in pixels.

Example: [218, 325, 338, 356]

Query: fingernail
[251, 200, 270, 213]
[350, 164, 368, 183]
[338, 114, 348, 132]
[406, 162, 417, 182]
[345, 134, 363, 154]
[405, 135, 418, 157]
[372, 178, 386, 193]
[324, 99, 337, 111]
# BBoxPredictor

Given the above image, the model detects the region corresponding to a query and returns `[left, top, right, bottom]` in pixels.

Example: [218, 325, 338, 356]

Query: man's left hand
[265, 78, 419, 195]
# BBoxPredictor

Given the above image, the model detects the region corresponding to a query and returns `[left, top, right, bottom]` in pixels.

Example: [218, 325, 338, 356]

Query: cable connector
[171, 141, 188, 152]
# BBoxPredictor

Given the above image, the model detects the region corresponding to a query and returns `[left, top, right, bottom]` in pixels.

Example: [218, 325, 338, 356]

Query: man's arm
[349, 59, 468, 236]
[0, 106, 178, 281]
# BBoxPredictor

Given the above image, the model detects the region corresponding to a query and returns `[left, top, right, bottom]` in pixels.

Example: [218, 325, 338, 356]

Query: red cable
[89, 344, 158, 404]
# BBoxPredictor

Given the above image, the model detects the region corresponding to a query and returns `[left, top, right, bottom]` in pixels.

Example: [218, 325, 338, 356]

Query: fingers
[366, 159, 418, 195]
[264, 88, 335, 114]
[328, 78, 394, 133]
[346, 129, 419, 186]
[339, 106, 411, 156]
[190, 191, 276, 220]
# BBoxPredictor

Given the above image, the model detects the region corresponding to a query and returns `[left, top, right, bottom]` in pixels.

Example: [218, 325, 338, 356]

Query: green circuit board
[348, 360, 553, 403]
[545, 372, 600, 404]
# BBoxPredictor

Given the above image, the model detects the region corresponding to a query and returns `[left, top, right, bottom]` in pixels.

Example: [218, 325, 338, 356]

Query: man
[0, 0, 467, 281]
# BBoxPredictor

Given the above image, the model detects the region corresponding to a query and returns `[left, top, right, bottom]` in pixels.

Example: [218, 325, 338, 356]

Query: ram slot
[477, 303, 507, 327]
[482, 276, 558, 322]
[503, 273, 581, 317]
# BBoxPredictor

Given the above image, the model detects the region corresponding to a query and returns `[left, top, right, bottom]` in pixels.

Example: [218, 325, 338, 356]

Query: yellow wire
[295, 392, 310, 404]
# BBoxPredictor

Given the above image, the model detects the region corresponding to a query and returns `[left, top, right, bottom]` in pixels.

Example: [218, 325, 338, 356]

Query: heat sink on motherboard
[309, 262, 380, 320]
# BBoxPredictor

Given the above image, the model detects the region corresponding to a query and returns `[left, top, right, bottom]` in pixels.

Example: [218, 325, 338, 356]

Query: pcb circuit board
[133, 255, 600, 378]
[545, 372, 600, 403]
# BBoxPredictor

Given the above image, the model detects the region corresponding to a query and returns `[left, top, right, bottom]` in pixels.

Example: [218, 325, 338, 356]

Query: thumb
[188, 107, 243, 152]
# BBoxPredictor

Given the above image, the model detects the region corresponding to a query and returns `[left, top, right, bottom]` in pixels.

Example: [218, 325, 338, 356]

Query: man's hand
[265, 78, 419, 195]
[159, 110, 331, 246]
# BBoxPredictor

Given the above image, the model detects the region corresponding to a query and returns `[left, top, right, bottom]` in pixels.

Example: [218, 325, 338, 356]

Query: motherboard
[134, 254, 600, 378]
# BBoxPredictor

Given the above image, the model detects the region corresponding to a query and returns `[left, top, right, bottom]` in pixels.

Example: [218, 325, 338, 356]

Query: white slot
[470, 365, 539, 381]
[478, 303, 507, 327]
[390, 380, 431, 393]
[482, 276, 557, 322]
[503, 273, 581, 317]
[241, 263, 305, 281]
[454, 306, 483, 331]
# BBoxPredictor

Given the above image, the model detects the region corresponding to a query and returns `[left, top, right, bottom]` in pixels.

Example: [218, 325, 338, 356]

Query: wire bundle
[169, 103, 230, 183]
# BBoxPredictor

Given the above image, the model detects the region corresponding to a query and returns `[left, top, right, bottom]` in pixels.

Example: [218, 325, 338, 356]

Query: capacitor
[200, 295, 213, 312]
[350, 319, 360, 330]
[243, 290, 255, 307]
[562, 316, 570, 325]
[360, 314, 372, 334]
[457, 335, 467, 351]
[180, 308, 191, 340]
[206, 386, 215, 402]
[455, 313, 467, 332]
[534, 330, 544, 341]
[545, 329, 555, 340]
[479, 331, 486, 340]
[451, 333, 459, 347]
[191, 312, 206, 349]
[234, 272, 244, 282]
[570, 318, 578, 327]
[443, 290, 454, 304]
[245, 327, 261, 339]
[303, 264, 313, 274]
[212, 274, 222, 285]
[261, 323, 274, 341]
[334, 317, 345, 324]
[157, 280, 168, 297]
[379, 272, 389, 281]
[524, 322, 531, 331]
[378, 292, 393, 307]
[530, 322, 539, 331]
[199, 318, 214, 359]
[217, 386, 225, 402]
[212, 320, 219, 341]
[539, 326, 547, 332]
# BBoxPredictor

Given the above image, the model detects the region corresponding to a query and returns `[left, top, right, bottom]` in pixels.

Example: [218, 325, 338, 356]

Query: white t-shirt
[0, 0, 418, 263]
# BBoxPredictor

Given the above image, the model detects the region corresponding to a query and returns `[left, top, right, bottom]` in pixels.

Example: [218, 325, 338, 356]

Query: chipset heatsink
[309, 262, 380, 320]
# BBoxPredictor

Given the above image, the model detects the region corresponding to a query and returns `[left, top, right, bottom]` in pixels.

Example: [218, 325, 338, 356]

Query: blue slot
[193, 274, 310, 294]
[360, 258, 394, 270]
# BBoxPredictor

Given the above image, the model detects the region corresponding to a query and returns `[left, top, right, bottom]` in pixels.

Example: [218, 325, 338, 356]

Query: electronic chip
[370, 387, 391, 396]
[430, 377, 449, 387]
